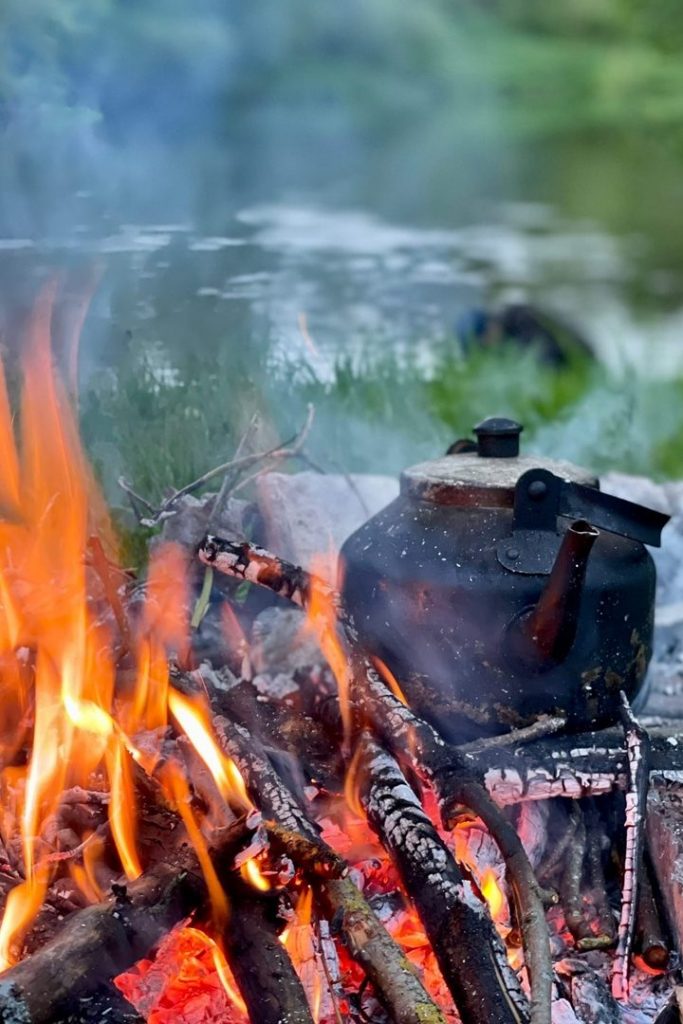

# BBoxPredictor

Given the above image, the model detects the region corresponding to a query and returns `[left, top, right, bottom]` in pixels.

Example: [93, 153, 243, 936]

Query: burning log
[458, 726, 683, 805]
[356, 730, 530, 1024]
[222, 876, 315, 1024]
[635, 856, 670, 971]
[0, 861, 207, 1024]
[206, 704, 449, 1024]
[0, 797, 255, 1024]
[199, 534, 554, 1024]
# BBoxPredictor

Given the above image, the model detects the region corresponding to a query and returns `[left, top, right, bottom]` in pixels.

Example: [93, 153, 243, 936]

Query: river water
[2, 129, 682, 380]
[0, 113, 682, 482]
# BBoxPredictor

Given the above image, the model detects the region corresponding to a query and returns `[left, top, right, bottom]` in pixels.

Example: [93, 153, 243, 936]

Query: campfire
[0, 290, 682, 1024]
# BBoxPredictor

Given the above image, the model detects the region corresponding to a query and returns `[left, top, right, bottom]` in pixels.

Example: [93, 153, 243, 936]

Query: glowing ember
[115, 925, 248, 1024]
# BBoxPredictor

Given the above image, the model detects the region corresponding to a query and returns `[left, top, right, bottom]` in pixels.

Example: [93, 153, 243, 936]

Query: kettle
[340, 418, 670, 741]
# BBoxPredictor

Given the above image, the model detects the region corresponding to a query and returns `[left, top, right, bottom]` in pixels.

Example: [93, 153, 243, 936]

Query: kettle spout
[524, 519, 599, 665]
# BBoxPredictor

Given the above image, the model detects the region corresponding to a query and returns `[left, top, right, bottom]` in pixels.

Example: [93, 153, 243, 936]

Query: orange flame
[372, 656, 408, 707]
[0, 287, 251, 967]
[211, 939, 249, 1015]
[305, 555, 352, 744]
[0, 285, 143, 964]
[240, 857, 270, 892]
[168, 689, 252, 812]
[163, 762, 229, 928]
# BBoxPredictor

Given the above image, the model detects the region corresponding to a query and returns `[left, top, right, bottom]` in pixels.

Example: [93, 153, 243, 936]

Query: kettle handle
[513, 468, 669, 548]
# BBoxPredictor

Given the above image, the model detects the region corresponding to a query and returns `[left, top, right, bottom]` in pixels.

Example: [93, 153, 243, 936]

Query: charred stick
[0, 862, 207, 1024]
[357, 731, 529, 1024]
[583, 800, 616, 948]
[315, 917, 347, 1024]
[537, 804, 579, 886]
[200, 534, 333, 609]
[456, 716, 568, 756]
[463, 726, 683, 805]
[559, 803, 590, 947]
[635, 854, 670, 971]
[612, 692, 651, 1001]
[265, 821, 347, 880]
[199, 535, 553, 1024]
[209, 710, 449, 1024]
[223, 876, 315, 1024]
[553, 800, 614, 952]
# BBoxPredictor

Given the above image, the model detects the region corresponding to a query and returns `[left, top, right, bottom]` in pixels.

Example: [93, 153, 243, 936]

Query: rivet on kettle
[528, 480, 548, 500]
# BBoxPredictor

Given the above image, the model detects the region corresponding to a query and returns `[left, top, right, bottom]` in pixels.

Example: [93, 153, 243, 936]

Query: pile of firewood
[2, 518, 682, 1024]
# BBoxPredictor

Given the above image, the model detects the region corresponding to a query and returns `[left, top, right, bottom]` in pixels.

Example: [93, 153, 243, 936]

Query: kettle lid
[403, 417, 598, 507]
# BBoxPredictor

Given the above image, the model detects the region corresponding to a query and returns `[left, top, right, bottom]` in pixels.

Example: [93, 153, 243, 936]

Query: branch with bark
[120, 405, 315, 527]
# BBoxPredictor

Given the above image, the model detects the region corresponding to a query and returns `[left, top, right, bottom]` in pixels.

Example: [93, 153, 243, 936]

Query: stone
[250, 606, 322, 675]
[159, 492, 254, 551]
[255, 470, 398, 580]
[601, 472, 683, 717]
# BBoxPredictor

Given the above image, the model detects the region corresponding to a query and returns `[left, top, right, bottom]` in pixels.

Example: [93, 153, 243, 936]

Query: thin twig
[117, 476, 157, 517]
[206, 412, 261, 534]
[88, 536, 132, 653]
[457, 716, 568, 756]
[133, 404, 315, 527]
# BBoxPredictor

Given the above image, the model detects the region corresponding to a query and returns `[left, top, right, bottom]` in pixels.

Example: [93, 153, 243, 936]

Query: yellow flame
[240, 857, 270, 892]
[481, 868, 506, 922]
[372, 656, 409, 706]
[168, 688, 252, 811]
[0, 870, 48, 970]
[305, 556, 352, 744]
[106, 739, 142, 880]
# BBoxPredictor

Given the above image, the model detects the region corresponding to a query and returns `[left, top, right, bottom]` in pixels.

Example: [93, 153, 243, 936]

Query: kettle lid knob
[473, 417, 523, 458]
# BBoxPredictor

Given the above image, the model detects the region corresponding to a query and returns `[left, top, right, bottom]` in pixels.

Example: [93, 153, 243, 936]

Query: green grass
[80, 337, 683, 530]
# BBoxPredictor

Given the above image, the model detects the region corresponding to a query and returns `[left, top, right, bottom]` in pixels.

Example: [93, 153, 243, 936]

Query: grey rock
[602, 472, 683, 716]
[255, 470, 398, 581]
[251, 606, 322, 674]
[159, 492, 253, 550]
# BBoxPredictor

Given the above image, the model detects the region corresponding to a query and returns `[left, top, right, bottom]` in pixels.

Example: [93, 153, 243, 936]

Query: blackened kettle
[340, 418, 670, 741]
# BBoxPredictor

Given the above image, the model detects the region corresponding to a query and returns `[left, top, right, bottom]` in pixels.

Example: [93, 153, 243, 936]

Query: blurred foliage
[81, 338, 265, 503]
[3, 0, 683, 148]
